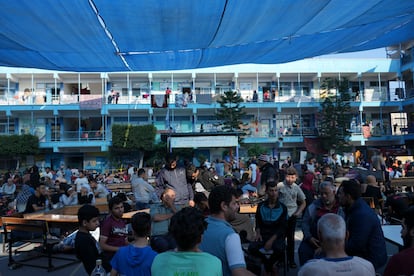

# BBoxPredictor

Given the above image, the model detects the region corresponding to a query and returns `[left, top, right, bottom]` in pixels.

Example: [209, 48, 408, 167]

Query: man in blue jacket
[337, 179, 387, 271]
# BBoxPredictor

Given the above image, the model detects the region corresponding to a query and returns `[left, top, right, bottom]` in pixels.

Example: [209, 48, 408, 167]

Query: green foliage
[111, 124, 156, 151]
[216, 90, 247, 142]
[110, 124, 157, 165]
[318, 77, 352, 153]
[247, 144, 265, 158]
[145, 141, 194, 165]
[0, 134, 39, 157]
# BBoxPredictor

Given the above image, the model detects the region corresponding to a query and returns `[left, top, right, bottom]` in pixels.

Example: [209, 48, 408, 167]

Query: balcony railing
[48, 130, 106, 142]
[0, 89, 394, 106]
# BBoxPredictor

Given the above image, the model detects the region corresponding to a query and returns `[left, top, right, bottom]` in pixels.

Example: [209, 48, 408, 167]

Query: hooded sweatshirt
[156, 165, 194, 205]
[110, 245, 157, 276]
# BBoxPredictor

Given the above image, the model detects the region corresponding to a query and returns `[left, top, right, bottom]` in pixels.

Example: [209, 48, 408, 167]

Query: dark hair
[77, 204, 100, 225]
[339, 179, 361, 200]
[186, 164, 198, 180]
[403, 206, 414, 232]
[235, 188, 244, 198]
[208, 185, 237, 214]
[131, 212, 151, 237]
[108, 195, 124, 210]
[169, 207, 207, 251]
[166, 154, 176, 167]
[194, 192, 208, 205]
[137, 168, 145, 176]
[285, 167, 298, 176]
[33, 182, 45, 190]
[60, 183, 72, 194]
[116, 192, 128, 202]
[266, 181, 278, 191]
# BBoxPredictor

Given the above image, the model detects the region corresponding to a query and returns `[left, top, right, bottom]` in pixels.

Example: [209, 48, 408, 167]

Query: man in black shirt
[75, 204, 111, 274]
[257, 154, 278, 196]
[24, 182, 47, 213]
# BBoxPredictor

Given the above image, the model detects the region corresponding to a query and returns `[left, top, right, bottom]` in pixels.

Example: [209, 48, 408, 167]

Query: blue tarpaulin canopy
[0, 0, 414, 72]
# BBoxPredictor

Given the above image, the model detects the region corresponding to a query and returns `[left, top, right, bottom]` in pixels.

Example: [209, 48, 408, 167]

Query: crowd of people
[1, 150, 414, 275]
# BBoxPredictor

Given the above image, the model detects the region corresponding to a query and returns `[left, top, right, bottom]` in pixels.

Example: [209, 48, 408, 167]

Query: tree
[110, 124, 157, 167]
[0, 134, 39, 169]
[317, 77, 352, 153]
[0, 134, 39, 157]
[247, 144, 266, 158]
[216, 90, 247, 142]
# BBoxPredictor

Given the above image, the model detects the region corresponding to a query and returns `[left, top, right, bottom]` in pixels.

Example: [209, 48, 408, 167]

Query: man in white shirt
[74, 170, 90, 192]
[127, 163, 135, 178]
[248, 159, 257, 184]
[43, 167, 54, 180]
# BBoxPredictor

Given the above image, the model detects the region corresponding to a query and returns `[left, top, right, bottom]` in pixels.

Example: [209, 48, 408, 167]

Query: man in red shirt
[99, 195, 128, 261]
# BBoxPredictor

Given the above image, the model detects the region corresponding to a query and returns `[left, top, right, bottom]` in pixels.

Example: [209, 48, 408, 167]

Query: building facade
[1, 47, 414, 172]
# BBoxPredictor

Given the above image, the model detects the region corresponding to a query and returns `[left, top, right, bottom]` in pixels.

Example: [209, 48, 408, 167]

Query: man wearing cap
[59, 183, 78, 206]
[257, 154, 278, 197]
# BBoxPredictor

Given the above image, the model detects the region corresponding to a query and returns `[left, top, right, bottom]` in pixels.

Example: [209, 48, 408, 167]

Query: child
[75, 204, 111, 274]
[110, 212, 157, 276]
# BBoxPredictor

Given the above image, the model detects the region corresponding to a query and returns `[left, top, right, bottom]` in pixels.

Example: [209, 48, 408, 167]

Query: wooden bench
[239, 204, 257, 214]
[49, 203, 109, 216]
[105, 183, 132, 193]
[1, 216, 78, 271]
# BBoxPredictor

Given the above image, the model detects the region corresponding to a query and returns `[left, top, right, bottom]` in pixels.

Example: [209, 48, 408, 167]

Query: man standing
[384, 206, 414, 276]
[155, 155, 194, 206]
[277, 166, 306, 268]
[127, 163, 135, 179]
[99, 196, 128, 261]
[257, 154, 278, 196]
[371, 150, 385, 171]
[298, 213, 375, 276]
[199, 185, 255, 276]
[337, 179, 387, 270]
[298, 181, 345, 265]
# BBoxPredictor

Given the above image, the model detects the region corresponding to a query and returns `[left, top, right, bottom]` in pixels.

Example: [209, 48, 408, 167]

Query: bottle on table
[90, 259, 106, 276]
[45, 199, 50, 211]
